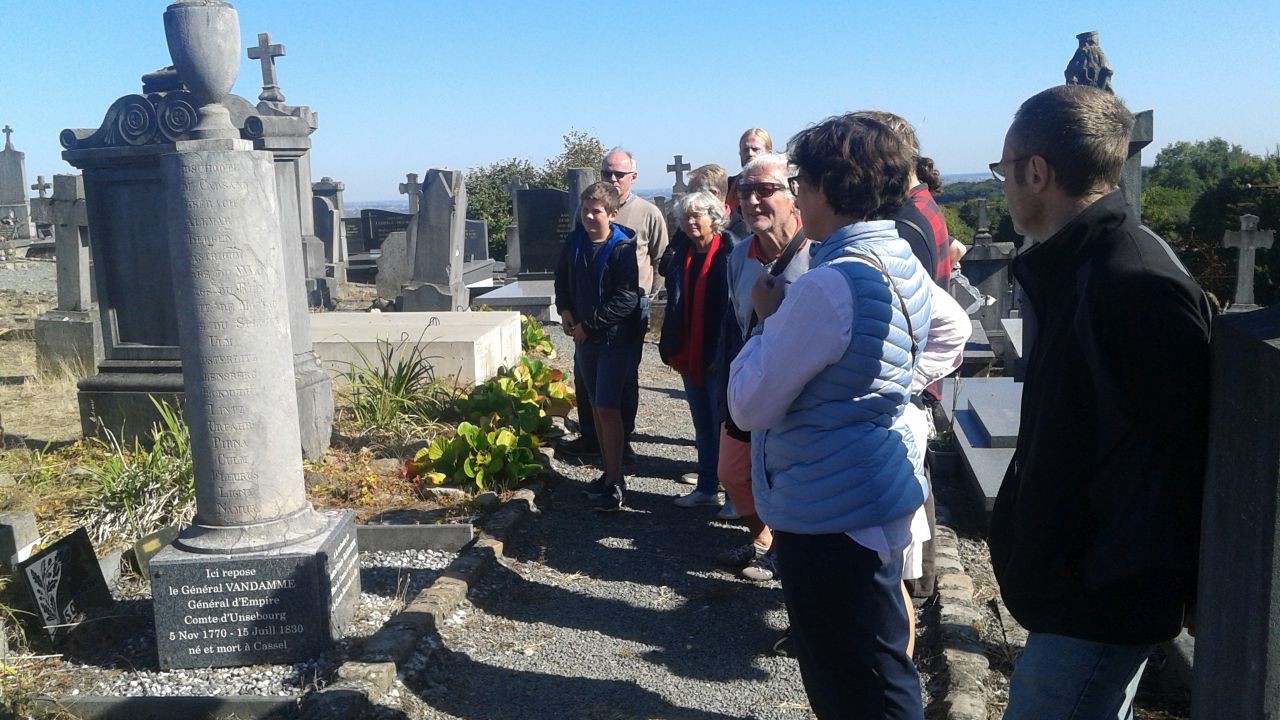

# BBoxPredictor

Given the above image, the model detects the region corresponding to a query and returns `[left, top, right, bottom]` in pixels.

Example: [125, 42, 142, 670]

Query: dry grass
[0, 339, 82, 443]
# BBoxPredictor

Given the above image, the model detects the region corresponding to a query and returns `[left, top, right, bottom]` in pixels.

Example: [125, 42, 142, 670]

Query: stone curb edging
[299, 458, 551, 719]
[931, 524, 991, 720]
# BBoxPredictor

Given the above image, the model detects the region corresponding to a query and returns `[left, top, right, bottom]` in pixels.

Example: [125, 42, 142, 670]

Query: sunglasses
[736, 182, 788, 199]
[602, 170, 635, 180]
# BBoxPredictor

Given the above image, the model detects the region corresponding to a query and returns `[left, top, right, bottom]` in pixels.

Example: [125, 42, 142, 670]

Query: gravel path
[398, 328, 936, 720]
[0, 258, 56, 295]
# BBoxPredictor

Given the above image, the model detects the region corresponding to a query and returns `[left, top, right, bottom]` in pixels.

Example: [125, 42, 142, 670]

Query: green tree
[1147, 138, 1255, 194]
[941, 204, 973, 244]
[538, 129, 606, 189]
[465, 157, 539, 259]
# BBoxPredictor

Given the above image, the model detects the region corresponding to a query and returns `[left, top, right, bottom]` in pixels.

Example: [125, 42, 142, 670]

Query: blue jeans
[681, 371, 720, 494]
[1004, 632, 1151, 720]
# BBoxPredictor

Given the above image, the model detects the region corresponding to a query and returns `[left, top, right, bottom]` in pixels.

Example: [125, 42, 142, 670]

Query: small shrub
[338, 337, 458, 442]
[521, 315, 555, 358]
[73, 398, 196, 548]
[407, 421, 543, 493]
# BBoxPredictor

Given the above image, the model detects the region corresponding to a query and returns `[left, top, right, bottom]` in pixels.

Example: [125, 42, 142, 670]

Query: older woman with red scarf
[660, 191, 733, 508]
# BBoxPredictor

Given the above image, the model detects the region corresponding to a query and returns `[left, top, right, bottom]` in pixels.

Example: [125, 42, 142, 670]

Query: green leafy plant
[338, 336, 459, 441]
[74, 397, 196, 548]
[521, 315, 556, 358]
[407, 421, 543, 493]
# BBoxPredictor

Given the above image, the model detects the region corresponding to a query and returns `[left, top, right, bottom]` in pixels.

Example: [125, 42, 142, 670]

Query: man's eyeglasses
[602, 170, 635, 181]
[736, 182, 788, 200]
[989, 156, 1033, 182]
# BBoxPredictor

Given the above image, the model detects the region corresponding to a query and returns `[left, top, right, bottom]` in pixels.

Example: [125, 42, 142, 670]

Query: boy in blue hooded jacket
[554, 182, 643, 512]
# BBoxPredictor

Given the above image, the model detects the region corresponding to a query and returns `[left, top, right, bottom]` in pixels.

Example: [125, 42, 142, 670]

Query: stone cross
[1223, 214, 1275, 306]
[246, 32, 286, 103]
[30, 176, 50, 198]
[2, 125, 12, 150]
[667, 154, 691, 194]
[399, 172, 422, 215]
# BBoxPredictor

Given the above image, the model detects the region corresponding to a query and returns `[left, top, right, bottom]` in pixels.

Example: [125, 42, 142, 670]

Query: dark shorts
[575, 340, 640, 409]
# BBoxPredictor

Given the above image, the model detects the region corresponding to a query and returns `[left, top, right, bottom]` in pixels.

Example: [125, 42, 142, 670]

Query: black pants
[773, 531, 924, 720]
[576, 340, 639, 445]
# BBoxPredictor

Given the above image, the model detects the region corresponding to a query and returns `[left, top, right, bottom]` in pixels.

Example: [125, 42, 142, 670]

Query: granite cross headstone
[667, 154, 691, 195]
[247, 32, 286, 103]
[1223, 214, 1274, 307]
[0, 124, 32, 240]
[31, 175, 51, 199]
[400, 172, 422, 215]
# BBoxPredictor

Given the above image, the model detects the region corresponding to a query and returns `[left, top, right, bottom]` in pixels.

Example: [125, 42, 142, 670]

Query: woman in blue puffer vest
[728, 113, 932, 720]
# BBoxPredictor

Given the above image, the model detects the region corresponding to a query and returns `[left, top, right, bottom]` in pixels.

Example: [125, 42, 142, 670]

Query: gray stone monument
[400, 172, 422, 215]
[375, 230, 410, 301]
[959, 200, 1015, 342]
[146, 0, 356, 671]
[666, 154, 691, 196]
[566, 167, 598, 234]
[1223, 213, 1274, 308]
[0, 125, 33, 240]
[504, 178, 527, 275]
[398, 168, 468, 311]
[1192, 305, 1280, 718]
[60, 10, 332, 460]
[35, 174, 103, 374]
[311, 176, 347, 285]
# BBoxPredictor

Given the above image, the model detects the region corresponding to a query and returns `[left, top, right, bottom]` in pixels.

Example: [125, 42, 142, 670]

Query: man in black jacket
[988, 85, 1212, 720]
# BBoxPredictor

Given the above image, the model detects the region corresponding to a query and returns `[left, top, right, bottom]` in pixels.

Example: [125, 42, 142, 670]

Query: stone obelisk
[149, 1, 357, 670]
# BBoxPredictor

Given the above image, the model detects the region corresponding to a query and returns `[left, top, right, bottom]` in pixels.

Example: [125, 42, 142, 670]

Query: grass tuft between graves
[336, 337, 460, 451]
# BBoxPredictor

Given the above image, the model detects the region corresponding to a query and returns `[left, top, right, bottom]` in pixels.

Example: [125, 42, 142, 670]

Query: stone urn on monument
[148, 0, 358, 671]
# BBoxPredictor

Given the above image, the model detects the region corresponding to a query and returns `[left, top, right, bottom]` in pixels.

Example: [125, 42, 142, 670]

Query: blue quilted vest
[751, 221, 932, 534]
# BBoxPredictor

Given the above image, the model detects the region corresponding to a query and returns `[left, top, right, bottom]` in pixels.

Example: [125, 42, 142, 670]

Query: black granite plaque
[342, 217, 365, 254]
[516, 188, 571, 276]
[151, 510, 359, 669]
[18, 528, 114, 641]
[360, 209, 413, 251]
[464, 219, 489, 261]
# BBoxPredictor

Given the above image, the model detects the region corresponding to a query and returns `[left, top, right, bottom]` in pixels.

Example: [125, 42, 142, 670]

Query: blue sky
[5, 1, 1278, 201]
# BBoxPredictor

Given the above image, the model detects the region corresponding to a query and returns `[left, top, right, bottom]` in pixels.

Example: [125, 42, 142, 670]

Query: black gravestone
[516, 188, 571, 277]
[464, 219, 489, 262]
[151, 510, 358, 669]
[360, 209, 413, 251]
[342, 217, 365, 254]
[18, 528, 114, 641]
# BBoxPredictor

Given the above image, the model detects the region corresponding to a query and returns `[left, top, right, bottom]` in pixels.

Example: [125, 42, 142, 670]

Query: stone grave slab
[152, 510, 358, 670]
[516, 188, 570, 277]
[941, 377, 1021, 519]
[1, 510, 38, 568]
[959, 319, 996, 376]
[310, 310, 520, 385]
[359, 209, 412, 251]
[1000, 317, 1025, 381]
[474, 279, 557, 321]
[17, 527, 114, 641]
[375, 230, 410, 300]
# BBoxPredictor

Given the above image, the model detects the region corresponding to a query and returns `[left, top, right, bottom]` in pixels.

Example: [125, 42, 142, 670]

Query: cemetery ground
[0, 261, 1189, 719]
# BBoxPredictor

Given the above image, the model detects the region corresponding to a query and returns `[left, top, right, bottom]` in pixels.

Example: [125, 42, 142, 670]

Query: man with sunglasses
[988, 85, 1212, 720]
[559, 147, 668, 461]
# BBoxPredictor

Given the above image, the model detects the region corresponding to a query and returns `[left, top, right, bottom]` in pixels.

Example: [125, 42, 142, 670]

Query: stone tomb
[940, 377, 1021, 519]
[152, 510, 357, 670]
[17, 528, 114, 642]
[310, 310, 521, 385]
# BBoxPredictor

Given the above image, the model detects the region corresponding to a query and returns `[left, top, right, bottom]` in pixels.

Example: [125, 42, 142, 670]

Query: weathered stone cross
[399, 173, 422, 215]
[30, 176, 51, 198]
[667, 154, 691, 194]
[247, 32, 286, 103]
[2, 125, 12, 150]
[1223, 213, 1275, 306]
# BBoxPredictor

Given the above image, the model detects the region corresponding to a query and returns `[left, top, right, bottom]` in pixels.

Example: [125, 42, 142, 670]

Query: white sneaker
[678, 472, 698, 486]
[717, 497, 742, 520]
[673, 490, 723, 508]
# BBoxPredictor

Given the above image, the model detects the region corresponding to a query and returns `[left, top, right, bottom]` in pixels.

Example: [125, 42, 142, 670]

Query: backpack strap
[846, 251, 919, 363]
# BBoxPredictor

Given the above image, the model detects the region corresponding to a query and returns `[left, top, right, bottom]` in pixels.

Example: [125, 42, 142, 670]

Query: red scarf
[668, 233, 721, 384]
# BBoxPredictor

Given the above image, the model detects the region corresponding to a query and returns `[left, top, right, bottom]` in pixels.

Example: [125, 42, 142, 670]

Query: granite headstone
[17, 528, 114, 641]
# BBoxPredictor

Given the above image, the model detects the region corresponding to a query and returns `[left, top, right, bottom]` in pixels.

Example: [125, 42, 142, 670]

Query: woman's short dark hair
[788, 114, 913, 221]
